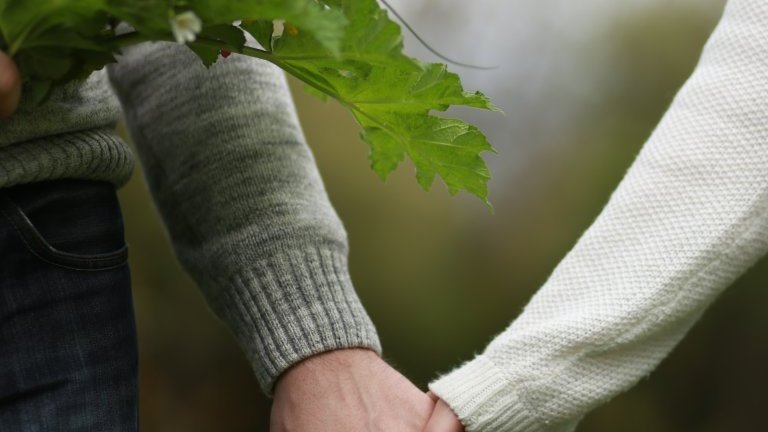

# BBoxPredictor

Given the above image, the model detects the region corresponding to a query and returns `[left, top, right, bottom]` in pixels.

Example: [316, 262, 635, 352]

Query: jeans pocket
[0, 180, 129, 271]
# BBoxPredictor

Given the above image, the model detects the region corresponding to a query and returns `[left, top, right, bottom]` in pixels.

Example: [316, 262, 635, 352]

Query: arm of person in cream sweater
[428, 0, 768, 431]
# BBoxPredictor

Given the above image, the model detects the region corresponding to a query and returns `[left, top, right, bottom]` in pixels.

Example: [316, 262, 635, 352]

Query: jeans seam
[0, 193, 129, 272]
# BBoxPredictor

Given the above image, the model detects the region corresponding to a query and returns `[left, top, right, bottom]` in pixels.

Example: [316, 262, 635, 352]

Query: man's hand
[270, 348, 435, 432]
[424, 392, 465, 432]
[0, 51, 21, 118]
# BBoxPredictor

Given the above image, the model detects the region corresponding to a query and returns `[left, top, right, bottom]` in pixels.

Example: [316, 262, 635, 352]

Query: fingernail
[0, 66, 11, 95]
[0, 68, 7, 93]
[0, 50, 12, 86]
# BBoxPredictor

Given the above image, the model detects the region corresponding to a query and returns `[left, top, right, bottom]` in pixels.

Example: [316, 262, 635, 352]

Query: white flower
[170, 11, 202, 44]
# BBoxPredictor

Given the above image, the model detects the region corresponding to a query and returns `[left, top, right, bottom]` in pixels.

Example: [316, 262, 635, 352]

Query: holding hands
[0, 51, 462, 432]
[1, 49, 464, 431]
[271, 349, 464, 432]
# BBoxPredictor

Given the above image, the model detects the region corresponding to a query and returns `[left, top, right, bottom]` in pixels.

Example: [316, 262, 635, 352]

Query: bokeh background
[117, 0, 768, 430]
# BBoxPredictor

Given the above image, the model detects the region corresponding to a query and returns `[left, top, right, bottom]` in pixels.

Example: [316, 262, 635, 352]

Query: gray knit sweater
[0, 41, 381, 395]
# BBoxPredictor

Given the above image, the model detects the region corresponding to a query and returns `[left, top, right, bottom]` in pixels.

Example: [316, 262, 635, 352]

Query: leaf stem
[110, 31, 165, 48]
[107, 31, 404, 152]
[191, 35, 273, 62]
[110, 31, 273, 61]
[108, 31, 406, 156]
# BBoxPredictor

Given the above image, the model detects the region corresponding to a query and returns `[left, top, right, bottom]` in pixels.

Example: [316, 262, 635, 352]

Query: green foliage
[269, 0, 498, 200]
[0, 0, 497, 202]
[190, 0, 347, 54]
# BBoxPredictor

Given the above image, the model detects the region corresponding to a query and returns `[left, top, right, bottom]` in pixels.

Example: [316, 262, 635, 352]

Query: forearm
[430, 0, 768, 430]
[107, 40, 380, 395]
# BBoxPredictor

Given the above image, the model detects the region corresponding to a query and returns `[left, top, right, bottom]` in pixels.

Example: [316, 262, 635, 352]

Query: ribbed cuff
[429, 355, 578, 432]
[0, 127, 135, 189]
[203, 247, 382, 396]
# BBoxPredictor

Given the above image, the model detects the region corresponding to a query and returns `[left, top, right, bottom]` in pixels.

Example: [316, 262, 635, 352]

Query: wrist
[274, 348, 381, 394]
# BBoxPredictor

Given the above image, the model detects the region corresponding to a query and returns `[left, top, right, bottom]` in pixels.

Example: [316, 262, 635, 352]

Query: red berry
[221, 49, 232, 58]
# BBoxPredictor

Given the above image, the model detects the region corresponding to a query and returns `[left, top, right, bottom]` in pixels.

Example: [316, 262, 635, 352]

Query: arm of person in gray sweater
[106, 40, 381, 395]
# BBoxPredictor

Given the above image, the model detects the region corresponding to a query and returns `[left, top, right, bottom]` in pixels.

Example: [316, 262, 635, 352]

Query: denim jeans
[0, 179, 138, 431]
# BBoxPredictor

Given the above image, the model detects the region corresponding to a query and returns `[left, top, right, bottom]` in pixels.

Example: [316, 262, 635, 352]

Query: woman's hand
[424, 392, 465, 432]
[0, 51, 21, 118]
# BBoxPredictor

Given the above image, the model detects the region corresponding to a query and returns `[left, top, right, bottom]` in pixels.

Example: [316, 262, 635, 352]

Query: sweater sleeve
[106, 40, 381, 395]
[428, 0, 768, 430]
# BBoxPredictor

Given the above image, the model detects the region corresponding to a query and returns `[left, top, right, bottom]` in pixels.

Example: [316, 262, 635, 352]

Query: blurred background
[117, 0, 768, 430]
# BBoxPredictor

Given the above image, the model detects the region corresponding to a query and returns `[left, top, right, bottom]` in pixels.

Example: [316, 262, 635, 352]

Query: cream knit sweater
[428, 0, 768, 430]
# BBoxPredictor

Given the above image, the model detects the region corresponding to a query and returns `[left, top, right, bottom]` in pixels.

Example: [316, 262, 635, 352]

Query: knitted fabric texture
[0, 40, 382, 394]
[429, 0, 768, 430]
[0, 71, 133, 188]
[107, 41, 381, 394]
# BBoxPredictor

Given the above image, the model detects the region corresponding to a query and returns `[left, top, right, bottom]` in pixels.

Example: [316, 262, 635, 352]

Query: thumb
[0, 50, 22, 118]
[423, 398, 465, 432]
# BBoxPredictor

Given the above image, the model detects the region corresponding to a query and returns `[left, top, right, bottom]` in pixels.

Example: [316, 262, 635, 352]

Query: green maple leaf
[190, 0, 347, 54]
[259, 0, 498, 202]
